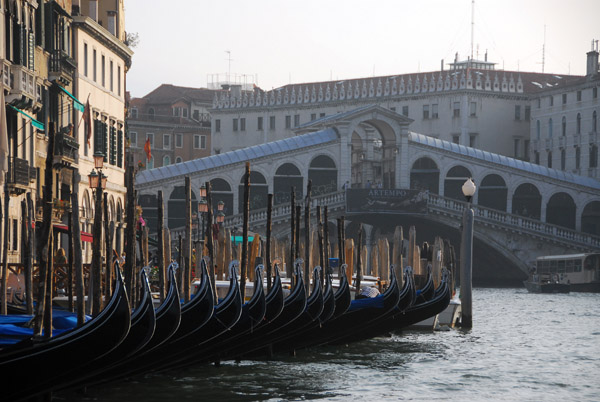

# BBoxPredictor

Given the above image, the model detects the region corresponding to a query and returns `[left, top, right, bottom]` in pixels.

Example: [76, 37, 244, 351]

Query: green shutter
[117, 130, 123, 168]
[103, 122, 108, 162]
[109, 126, 116, 165]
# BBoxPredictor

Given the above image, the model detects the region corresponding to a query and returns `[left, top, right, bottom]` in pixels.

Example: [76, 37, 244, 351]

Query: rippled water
[56, 289, 600, 402]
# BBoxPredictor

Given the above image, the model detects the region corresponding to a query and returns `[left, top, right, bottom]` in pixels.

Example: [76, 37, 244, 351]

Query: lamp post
[88, 152, 107, 317]
[198, 196, 208, 253]
[460, 177, 476, 329]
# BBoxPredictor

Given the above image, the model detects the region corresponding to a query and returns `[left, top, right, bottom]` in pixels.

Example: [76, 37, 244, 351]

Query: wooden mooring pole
[304, 180, 311, 294]
[157, 190, 165, 301]
[70, 172, 85, 325]
[289, 187, 295, 279]
[266, 193, 273, 291]
[240, 162, 251, 301]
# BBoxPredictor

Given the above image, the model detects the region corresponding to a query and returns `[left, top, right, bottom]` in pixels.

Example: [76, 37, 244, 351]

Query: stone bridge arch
[443, 165, 472, 200]
[410, 156, 440, 193]
[479, 174, 508, 211]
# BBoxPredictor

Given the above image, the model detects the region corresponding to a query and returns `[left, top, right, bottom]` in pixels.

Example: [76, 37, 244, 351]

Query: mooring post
[266, 193, 273, 291]
[289, 188, 295, 280]
[304, 180, 312, 295]
[157, 190, 165, 302]
[240, 162, 251, 301]
[460, 206, 474, 328]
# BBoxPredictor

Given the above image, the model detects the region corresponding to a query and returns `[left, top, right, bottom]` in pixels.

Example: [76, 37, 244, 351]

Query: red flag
[82, 99, 92, 148]
[144, 137, 151, 161]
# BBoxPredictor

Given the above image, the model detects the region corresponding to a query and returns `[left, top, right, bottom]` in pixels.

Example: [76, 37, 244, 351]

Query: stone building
[127, 84, 217, 170]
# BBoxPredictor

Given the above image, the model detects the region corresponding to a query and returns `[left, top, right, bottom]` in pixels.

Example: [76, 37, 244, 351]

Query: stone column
[396, 125, 410, 189]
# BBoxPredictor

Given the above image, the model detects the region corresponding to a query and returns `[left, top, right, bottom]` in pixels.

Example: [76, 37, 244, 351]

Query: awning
[54, 83, 85, 112]
[53, 223, 94, 243]
[8, 105, 44, 130]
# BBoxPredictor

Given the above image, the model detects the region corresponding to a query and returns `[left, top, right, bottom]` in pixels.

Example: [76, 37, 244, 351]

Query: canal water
[56, 288, 600, 402]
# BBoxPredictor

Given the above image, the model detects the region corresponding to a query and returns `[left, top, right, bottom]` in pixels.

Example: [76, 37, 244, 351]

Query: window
[590, 145, 598, 168]
[469, 134, 477, 148]
[320, 113, 326, 118]
[390, 107, 396, 112]
[536, 120, 541, 139]
[240, 117, 246, 131]
[524, 140, 530, 160]
[130, 108, 138, 119]
[10, 219, 18, 251]
[146, 133, 154, 147]
[176, 156, 183, 163]
[110, 60, 114, 92]
[515, 105, 521, 120]
[593, 111, 597, 132]
[194, 135, 206, 149]
[548, 118, 553, 138]
[562, 93, 567, 104]
[294, 114, 300, 127]
[560, 149, 566, 170]
[285, 115, 291, 129]
[175, 133, 183, 148]
[514, 139, 521, 158]
[118, 66, 121, 96]
[269, 116, 276, 130]
[562, 116, 567, 136]
[575, 147, 581, 169]
[311, 113, 316, 121]
[547, 151, 552, 168]
[577, 90, 582, 102]
[101, 55, 105, 86]
[594, 87, 598, 99]
[215, 119, 221, 132]
[84, 43, 88, 76]
[93, 49, 97, 82]
[173, 107, 180, 117]
[163, 155, 171, 166]
[537, 98, 541, 108]
[182, 108, 188, 118]
[233, 118, 238, 131]
[129, 131, 137, 147]
[549, 96, 554, 106]
[524, 106, 530, 120]
[535, 151, 540, 164]
[452, 135, 460, 144]
[402, 106, 409, 117]
[432, 104, 438, 118]
[422, 105, 429, 119]
[257, 116, 263, 130]
[163, 134, 171, 149]
[453, 102, 460, 118]
[148, 108, 155, 119]
[576, 113, 581, 134]
[470, 102, 476, 117]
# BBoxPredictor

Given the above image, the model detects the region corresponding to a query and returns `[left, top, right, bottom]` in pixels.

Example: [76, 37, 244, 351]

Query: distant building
[127, 84, 218, 170]
[210, 52, 586, 190]
[529, 44, 600, 181]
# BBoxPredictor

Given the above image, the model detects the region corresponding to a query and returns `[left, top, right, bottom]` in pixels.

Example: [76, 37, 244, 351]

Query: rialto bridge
[136, 105, 600, 285]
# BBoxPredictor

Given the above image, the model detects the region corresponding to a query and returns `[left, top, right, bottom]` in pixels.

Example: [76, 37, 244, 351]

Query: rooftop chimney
[587, 44, 599, 77]
[230, 84, 242, 99]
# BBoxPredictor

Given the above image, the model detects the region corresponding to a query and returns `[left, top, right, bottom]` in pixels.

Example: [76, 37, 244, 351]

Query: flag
[82, 98, 92, 148]
[0, 84, 8, 185]
[144, 137, 151, 161]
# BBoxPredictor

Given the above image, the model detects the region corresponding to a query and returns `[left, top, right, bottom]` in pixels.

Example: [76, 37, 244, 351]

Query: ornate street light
[93, 151, 104, 169]
[88, 169, 99, 189]
[216, 211, 225, 225]
[459, 177, 477, 329]
[462, 178, 476, 204]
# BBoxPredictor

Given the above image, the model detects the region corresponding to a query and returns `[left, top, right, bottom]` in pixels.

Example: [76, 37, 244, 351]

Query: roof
[409, 132, 600, 190]
[296, 104, 413, 130]
[140, 84, 222, 104]
[136, 128, 339, 186]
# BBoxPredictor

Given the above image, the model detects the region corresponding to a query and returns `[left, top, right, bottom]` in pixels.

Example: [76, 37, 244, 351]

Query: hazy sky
[125, 0, 600, 98]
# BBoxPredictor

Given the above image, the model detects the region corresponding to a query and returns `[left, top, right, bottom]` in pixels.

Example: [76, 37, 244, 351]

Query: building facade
[127, 84, 217, 170]
[209, 57, 584, 186]
[530, 47, 600, 181]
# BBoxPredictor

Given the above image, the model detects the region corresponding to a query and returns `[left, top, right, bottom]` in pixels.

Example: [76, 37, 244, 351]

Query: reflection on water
[56, 289, 600, 402]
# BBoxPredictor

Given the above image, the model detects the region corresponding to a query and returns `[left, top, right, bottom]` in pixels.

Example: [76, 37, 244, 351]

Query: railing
[427, 193, 600, 249]
[49, 49, 76, 74]
[7, 156, 30, 186]
[54, 131, 80, 162]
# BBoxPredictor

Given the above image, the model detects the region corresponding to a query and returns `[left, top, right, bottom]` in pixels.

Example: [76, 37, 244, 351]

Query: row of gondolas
[0, 259, 451, 401]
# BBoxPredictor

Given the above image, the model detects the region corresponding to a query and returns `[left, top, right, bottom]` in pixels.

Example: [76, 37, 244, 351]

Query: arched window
[548, 118, 553, 138]
[576, 113, 581, 134]
[536, 120, 541, 139]
[163, 155, 170, 166]
[560, 149, 566, 170]
[148, 107, 155, 120]
[547, 151, 552, 168]
[175, 156, 183, 163]
[593, 111, 597, 132]
[590, 144, 598, 168]
[561, 116, 566, 136]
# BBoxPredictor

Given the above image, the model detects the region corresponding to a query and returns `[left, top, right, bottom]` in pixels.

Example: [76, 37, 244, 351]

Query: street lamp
[88, 152, 107, 317]
[216, 211, 225, 225]
[459, 177, 476, 329]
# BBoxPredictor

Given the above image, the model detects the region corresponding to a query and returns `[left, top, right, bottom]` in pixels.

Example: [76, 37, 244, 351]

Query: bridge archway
[239, 171, 268, 212]
[410, 157, 439, 194]
[443, 165, 472, 201]
[309, 155, 337, 195]
[478, 174, 508, 211]
[582, 201, 600, 236]
[546, 192, 576, 229]
[210, 178, 233, 216]
[512, 183, 541, 219]
[274, 163, 303, 205]
[167, 186, 198, 229]
[351, 132, 364, 187]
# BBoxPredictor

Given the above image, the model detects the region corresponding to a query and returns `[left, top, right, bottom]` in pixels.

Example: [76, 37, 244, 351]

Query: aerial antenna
[225, 50, 233, 83]
[542, 25, 546, 73]
[470, 0, 475, 60]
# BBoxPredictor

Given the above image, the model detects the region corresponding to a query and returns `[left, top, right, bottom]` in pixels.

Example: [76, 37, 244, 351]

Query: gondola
[56, 266, 157, 394]
[0, 265, 131, 402]
[248, 266, 324, 358]
[413, 266, 435, 305]
[291, 267, 401, 351]
[221, 262, 307, 360]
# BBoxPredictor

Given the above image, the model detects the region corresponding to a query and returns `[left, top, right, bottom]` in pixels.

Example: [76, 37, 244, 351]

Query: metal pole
[460, 205, 474, 328]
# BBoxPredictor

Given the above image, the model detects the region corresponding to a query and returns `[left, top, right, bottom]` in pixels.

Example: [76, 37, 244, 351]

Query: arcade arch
[410, 157, 439, 194]
[546, 192, 576, 229]
[478, 174, 507, 211]
[512, 183, 541, 219]
[309, 155, 337, 195]
[274, 163, 303, 205]
[582, 201, 600, 236]
[443, 165, 471, 200]
[239, 171, 268, 212]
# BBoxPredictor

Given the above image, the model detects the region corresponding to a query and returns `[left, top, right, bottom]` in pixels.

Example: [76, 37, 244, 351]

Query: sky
[124, 0, 600, 98]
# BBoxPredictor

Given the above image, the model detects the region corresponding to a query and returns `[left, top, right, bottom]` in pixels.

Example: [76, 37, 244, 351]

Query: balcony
[53, 128, 80, 168]
[545, 138, 553, 150]
[49, 50, 76, 86]
[7, 157, 32, 195]
[4, 64, 42, 113]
